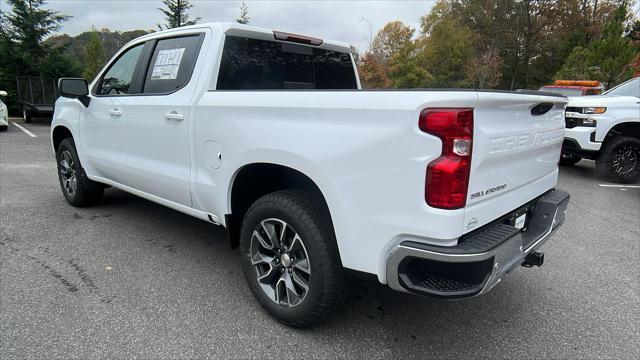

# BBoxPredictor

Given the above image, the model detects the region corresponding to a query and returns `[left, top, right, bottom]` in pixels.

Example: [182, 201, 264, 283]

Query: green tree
[554, 46, 595, 80]
[158, 0, 200, 30]
[420, 16, 474, 88]
[0, 0, 69, 74]
[588, 4, 636, 87]
[0, 0, 71, 113]
[41, 47, 82, 78]
[388, 38, 432, 88]
[82, 29, 106, 81]
[236, 0, 250, 24]
[370, 20, 414, 67]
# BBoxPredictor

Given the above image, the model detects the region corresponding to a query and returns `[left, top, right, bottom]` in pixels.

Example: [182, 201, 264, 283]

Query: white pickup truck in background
[561, 77, 640, 183]
[51, 23, 570, 327]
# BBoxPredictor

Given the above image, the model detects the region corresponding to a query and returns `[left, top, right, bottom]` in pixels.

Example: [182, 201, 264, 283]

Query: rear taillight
[420, 108, 473, 209]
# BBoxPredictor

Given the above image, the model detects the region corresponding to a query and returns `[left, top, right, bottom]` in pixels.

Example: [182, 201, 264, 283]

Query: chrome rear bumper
[386, 189, 570, 299]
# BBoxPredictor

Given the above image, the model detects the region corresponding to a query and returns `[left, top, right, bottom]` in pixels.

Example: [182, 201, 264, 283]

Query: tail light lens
[420, 108, 474, 209]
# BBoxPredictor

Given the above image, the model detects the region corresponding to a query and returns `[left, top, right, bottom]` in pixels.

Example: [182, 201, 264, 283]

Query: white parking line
[12, 122, 37, 138]
[598, 184, 640, 188]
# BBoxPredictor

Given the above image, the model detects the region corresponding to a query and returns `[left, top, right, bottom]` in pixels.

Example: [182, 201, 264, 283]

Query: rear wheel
[56, 138, 104, 207]
[239, 190, 343, 328]
[596, 136, 640, 183]
[559, 153, 581, 166]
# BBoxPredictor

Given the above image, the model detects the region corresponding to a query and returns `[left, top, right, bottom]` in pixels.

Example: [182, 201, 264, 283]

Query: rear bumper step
[386, 189, 569, 299]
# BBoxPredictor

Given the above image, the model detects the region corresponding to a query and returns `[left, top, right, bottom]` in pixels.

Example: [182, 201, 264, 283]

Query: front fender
[50, 98, 83, 156]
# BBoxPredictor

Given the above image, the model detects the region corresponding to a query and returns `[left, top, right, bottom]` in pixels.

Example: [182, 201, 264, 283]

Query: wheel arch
[226, 163, 336, 250]
[52, 125, 74, 153]
[605, 121, 640, 141]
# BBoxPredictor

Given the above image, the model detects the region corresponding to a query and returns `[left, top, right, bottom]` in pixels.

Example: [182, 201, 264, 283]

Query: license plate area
[504, 204, 535, 231]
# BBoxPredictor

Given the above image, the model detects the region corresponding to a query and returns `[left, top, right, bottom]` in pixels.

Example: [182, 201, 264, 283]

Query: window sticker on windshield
[151, 48, 185, 80]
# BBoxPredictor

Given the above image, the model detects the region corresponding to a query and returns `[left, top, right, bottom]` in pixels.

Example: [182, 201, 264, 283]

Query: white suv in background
[561, 77, 640, 183]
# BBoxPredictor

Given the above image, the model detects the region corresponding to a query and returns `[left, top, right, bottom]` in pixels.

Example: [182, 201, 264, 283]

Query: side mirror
[0, 90, 7, 97]
[58, 78, 90, 107]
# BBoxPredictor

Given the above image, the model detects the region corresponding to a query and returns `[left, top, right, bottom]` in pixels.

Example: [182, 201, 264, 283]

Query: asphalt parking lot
[1, 118, 639, 359]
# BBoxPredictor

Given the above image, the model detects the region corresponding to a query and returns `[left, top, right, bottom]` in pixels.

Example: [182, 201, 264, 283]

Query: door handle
[165, 111, 184, 121]
[109, 109, 122, 117]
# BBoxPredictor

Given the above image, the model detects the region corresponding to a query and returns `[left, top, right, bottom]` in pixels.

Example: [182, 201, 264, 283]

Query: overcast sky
[0, 0, 437, 51]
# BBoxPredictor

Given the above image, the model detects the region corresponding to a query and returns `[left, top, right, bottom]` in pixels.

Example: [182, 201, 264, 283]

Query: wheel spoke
[59, 160, 70, 174]
[274, 277, 286, 304]
[279, 221, 290, 249]
[292, 258, 310, 275]
[252, 230, 274, 251]
[284, 272, 301, 306]
[289, 233, 303, 253]
[69, 175, 77, 194]
[251, 249, 274, 266]
[256, 264, 278, 284]
[291, 271, 309, 292]
[260, 221, 279, 249]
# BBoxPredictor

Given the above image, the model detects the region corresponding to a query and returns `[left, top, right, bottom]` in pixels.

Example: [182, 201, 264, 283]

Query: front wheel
[596, 136, 640, 183]
[56, 138, 104, 207]
[239, 190, 343, 328]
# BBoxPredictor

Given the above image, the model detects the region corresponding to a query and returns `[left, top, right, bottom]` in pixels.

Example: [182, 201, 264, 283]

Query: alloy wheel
[612, 145, 639, 176]
[59, 150, 77, 196]
[250, 218, 311, 307]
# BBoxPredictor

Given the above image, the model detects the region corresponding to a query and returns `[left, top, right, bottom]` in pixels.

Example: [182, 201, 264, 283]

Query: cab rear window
[217, 36, 357, 90]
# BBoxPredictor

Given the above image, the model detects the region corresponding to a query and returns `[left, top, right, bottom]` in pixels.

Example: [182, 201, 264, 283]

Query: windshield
[539, 87, 584, 97]
[603, 78, 640, 97]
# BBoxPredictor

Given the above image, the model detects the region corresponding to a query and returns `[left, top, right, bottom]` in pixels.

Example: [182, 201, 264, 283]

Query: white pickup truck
[561, 77, 640, 183]
[51, 23, 570, 327]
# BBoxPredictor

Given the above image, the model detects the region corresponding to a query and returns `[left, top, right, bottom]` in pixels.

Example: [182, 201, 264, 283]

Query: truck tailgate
[463, 92, 567, 233]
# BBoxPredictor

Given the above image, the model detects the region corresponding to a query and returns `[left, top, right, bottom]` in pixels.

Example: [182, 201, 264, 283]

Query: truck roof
[132, 22, 353, 54]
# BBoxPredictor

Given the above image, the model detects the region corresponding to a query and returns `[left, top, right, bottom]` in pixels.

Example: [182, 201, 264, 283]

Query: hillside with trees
[45, 29, 152, 79]
[357, 0, 639, 90]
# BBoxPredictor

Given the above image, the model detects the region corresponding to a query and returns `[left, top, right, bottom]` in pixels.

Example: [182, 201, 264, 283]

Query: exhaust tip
[522, 251, 544, 267]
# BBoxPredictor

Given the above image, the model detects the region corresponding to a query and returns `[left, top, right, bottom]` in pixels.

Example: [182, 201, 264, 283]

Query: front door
[80, 43, 145, 186]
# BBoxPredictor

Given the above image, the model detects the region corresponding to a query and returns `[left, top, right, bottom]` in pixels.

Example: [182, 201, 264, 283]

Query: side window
[97, 44, 144, 95]
[605, 78, 640, 97]
[217, 36, 358, 90]
[143, 35, 202, 94]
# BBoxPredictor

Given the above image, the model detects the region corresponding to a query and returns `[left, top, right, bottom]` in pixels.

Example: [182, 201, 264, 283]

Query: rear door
[119, 33, 204, 206]
[463, 92, 568, 232]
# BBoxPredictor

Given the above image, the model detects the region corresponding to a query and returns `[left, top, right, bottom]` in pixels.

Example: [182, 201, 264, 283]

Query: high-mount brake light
[273, 31, 324, 46]
[420, 108, 474, 210]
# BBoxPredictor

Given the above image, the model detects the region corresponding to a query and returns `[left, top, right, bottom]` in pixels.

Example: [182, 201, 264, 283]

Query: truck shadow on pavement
[84, 188, 545, 337]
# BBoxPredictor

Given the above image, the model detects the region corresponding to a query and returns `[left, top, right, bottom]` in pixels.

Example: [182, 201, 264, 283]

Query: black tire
[559, 153, 581, 166]
[596, 136, 640, 183]
[239, 190, 343, 328]
[56, 138, 104, 207]
[23, 109, 32, 123]
[0, 125, 7, 132]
